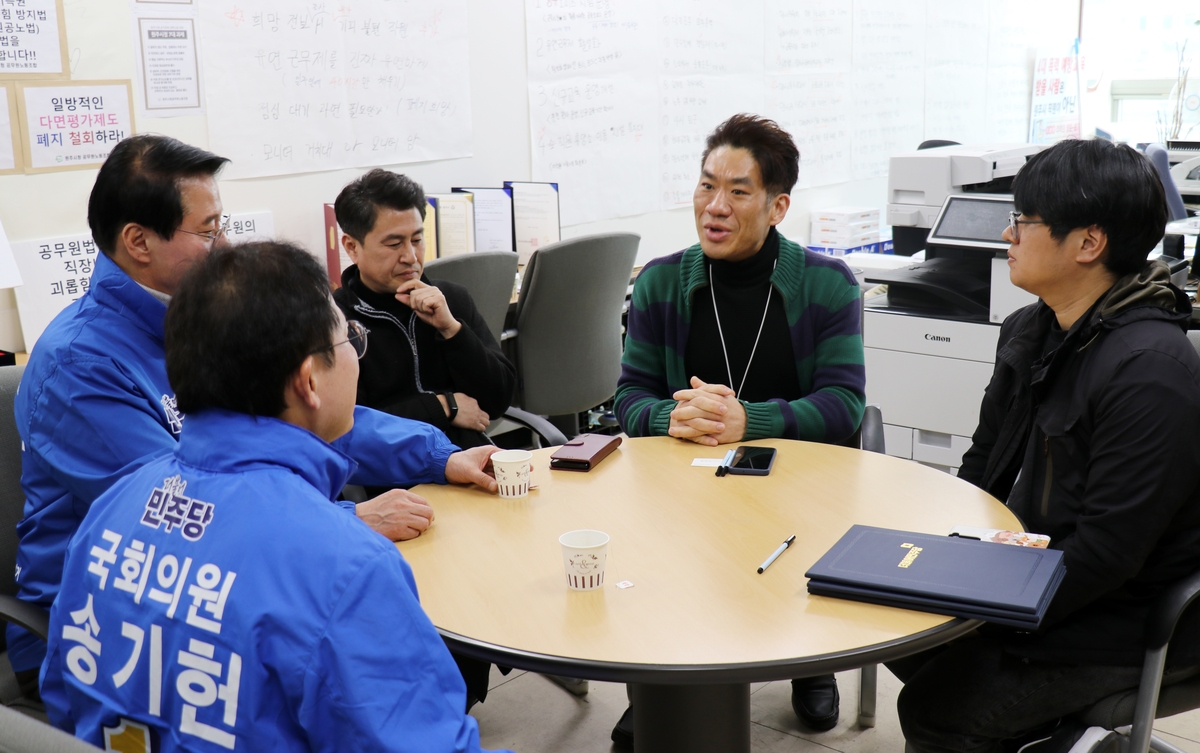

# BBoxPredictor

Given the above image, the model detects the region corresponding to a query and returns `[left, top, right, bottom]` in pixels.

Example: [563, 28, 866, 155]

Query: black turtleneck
[684, 227, 801, 402]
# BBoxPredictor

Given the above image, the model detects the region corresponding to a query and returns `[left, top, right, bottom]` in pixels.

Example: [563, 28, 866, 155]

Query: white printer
[866, 186, 1038, 473]
[886, 143, 1045, 256]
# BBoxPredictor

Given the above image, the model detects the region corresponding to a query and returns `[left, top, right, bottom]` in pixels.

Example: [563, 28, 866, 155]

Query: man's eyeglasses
[1008, 211, 1048, 243]
[178, 214, 232, 244]
[325, 320, 369, 360]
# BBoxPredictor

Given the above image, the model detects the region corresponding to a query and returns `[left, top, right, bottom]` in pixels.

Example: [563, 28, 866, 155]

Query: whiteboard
[0, 0, 1082, 352]
[199, 0, 473, 179]
[527, 0, 1078, 222]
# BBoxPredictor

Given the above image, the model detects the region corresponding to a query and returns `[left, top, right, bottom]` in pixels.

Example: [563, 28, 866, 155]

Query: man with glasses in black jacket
[892, 138, 1200, 753]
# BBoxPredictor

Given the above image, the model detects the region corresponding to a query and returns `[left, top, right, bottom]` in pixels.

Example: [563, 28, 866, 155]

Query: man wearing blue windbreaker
[8, 135, 500, 695]
[41, 240, 509, 752]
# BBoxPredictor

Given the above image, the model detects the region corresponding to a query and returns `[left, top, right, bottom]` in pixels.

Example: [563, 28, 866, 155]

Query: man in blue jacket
[9, 135, 500, 692]
[42, 240, 510, 752]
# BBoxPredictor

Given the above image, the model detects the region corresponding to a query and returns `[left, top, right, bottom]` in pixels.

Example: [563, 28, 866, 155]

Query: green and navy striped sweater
[615, 233, 866, 443]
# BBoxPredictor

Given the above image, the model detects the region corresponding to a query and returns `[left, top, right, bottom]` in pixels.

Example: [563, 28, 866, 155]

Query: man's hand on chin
[445, 445, 501, 493]
[356, 489, 434, 541]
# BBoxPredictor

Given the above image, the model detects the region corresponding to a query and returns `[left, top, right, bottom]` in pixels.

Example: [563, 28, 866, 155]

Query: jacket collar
[1051, 259, 1188, 353]
[90, 252, 169, 344]
[339, 263, 362, 294]
[678, 230, 806, 318]
[999, 259, 1191, 392]
[1091, 259, 1190, 330]
[177, 409, 357, 501]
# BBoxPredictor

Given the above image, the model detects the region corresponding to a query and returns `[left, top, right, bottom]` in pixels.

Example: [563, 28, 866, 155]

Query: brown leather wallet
[549, 434, 623, 472]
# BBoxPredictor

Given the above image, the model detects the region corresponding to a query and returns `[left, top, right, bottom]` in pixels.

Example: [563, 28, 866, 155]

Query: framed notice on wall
[15, 80, 136, 172]
[132, 15, 203, 117]
[0, 83, 23, 174]
[0, 0, 70, 78]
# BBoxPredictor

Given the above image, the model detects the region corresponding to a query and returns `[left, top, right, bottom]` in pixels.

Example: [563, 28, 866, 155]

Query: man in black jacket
[332, 169, 517, 710]
[332, 169, 516, 451]
[893, 139, 1200, 753]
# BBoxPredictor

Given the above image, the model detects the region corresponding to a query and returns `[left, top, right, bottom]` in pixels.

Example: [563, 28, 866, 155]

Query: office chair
[857, 404, 885, 729]
[0, 703, 99, 752]
[0, 365, 51, 719]
[424, 251, 519, 343]
[421, 251, 568, 446]
[508, 232, 639, 440]
[1065, 570, 1200, 753]
[1144, 145, 1188, 222]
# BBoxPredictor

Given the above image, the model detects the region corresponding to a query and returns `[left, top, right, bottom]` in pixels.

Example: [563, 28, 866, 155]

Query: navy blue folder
[805, 525, 1066, 629]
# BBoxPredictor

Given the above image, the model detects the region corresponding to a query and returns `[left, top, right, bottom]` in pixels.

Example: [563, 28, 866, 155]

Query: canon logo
[925, 334, 950, 343]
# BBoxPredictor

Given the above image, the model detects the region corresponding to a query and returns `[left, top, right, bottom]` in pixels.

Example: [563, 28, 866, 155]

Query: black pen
[757, 534, 797, 574]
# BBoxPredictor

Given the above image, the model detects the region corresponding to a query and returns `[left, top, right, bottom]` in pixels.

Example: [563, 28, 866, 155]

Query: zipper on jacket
[1041, 435, 1052, 518]
[352, 302, 429, 393]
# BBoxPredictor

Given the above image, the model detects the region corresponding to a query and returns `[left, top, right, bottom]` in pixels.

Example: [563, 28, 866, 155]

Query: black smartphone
[726, 446, 777, 476]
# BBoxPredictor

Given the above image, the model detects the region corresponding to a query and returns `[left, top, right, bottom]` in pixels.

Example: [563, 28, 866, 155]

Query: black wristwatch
[441, 391, 458, 422]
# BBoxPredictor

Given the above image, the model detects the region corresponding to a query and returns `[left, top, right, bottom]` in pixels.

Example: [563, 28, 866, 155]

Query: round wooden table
[401, 437, 1020, 753]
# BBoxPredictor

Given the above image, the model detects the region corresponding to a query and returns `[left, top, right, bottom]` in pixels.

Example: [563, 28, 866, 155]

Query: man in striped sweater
[612, 114, 866, 744]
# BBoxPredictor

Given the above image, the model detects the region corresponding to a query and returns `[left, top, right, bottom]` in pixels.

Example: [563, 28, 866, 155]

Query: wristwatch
[441, 391, 458, 422]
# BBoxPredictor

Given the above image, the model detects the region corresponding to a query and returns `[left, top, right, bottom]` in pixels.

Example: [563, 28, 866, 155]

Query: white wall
[0, 0, 1080, 351]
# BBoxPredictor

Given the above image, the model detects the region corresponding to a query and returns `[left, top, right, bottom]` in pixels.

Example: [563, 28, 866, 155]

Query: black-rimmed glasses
[178, 214, 232, 244]
[1008, 211, 1048, 243]
[318, 320, 369, 360]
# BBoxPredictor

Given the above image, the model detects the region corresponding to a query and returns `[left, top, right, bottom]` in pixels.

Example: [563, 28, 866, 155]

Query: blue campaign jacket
[10, 253, 460, 672]
[41, 410, 507, 753]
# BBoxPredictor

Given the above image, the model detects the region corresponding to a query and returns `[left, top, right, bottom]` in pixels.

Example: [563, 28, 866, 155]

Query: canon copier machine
[863, 144, 1044, 473]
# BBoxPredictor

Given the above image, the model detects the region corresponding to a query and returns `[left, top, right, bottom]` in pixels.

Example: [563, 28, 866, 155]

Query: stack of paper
[808, 207, 882, 257]
[805, 525, 1065, 629]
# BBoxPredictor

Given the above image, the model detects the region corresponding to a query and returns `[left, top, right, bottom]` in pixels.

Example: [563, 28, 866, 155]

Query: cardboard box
[811, 218, 879, 236]
[810, 231, 881, 247]
[811, 206, 881, 224]
[807, 242, 881, 257]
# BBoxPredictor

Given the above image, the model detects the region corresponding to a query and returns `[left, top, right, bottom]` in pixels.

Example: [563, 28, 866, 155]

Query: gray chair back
[0, 366, 24, 601]
[424, 252, 520, 343]
[513, 233, 639, 417]
[1146, 144, 1188, 222]
[0, 703, 99, 751]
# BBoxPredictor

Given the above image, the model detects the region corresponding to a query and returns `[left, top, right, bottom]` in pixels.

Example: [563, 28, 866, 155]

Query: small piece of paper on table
[692, 458, 724, 467]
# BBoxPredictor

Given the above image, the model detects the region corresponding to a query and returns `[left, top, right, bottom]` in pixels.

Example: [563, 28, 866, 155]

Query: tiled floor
[471, 665, 1200, 753]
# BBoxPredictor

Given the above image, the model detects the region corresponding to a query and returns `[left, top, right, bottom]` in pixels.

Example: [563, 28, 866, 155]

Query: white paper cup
[491, 449, 533, 498]
[559, 529, 609, 591]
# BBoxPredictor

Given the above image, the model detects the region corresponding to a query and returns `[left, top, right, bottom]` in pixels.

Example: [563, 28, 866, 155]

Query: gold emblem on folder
[897, 545, 923, 568]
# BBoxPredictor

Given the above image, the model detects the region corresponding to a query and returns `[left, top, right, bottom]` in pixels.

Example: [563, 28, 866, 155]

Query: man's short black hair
[334, 169, 426, 242]
[87, 134, 229, 257]
[701, 114, 800, 196]
[1013, 139, 1168, 277]
[166, 241, 339, 418]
